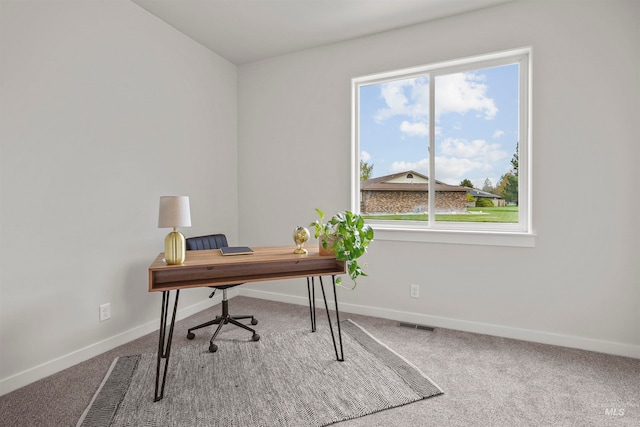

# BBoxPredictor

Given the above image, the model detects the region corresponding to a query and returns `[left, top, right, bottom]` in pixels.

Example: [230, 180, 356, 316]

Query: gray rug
[77, 320, 442, 426]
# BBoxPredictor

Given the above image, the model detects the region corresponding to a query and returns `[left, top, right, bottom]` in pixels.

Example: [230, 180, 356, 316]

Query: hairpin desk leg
[307, 277, 317, 332]
[154, 289, 180, 402]
[319, 275, 344, 362]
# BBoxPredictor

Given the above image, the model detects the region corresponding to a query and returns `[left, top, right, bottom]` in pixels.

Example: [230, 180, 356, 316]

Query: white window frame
[351, 48, 534, 247]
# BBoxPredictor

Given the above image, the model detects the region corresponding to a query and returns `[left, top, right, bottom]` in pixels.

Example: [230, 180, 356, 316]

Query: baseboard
[0, 291, 234, 397]
[238, 288, 640, 359]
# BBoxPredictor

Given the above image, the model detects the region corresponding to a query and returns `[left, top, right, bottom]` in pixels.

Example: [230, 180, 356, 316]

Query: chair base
[186, 295, 259, 352]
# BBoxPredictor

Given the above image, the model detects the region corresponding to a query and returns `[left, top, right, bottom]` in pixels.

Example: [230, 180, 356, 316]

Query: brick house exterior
[361, 170, 469, 214]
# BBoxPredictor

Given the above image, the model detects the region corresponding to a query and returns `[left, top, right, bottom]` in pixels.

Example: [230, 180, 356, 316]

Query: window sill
[372, 225, 536, 248]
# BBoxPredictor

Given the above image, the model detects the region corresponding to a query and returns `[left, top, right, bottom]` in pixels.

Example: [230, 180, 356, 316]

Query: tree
[482, 178, 494, 194]
[496, 172, 518, 205]
[495, 173, 510, 196]
[504, 175, 518, 205]
[360, 160, 373, 181]
[459, 178, 474, 188]
[495, 144, 519, 205]
[508, 143, 519, 204]
[511, 142, 519, 176]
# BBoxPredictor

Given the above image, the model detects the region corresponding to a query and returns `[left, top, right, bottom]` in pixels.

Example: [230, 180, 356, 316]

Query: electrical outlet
[410, 284, 420, 298]
[99, 303, 111, 322]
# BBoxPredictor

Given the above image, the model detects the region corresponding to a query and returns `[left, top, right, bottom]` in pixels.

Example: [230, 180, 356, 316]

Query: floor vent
[398, 322, 435, 332]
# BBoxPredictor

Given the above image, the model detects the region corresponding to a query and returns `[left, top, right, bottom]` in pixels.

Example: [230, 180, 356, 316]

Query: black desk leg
[154, 289, 180, 402]
[306, 277, 317, 332]
[319, 276, 344, 362]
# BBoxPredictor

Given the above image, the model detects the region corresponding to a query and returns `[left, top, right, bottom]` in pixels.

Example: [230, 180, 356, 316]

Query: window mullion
[428, 74, 435, 227]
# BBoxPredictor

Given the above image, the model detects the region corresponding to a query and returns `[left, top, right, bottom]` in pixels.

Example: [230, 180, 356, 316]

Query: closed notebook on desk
[220, 246, 254, 256]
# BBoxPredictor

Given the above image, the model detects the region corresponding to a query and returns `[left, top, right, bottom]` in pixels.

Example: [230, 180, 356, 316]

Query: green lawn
[362, 206, 518, 223]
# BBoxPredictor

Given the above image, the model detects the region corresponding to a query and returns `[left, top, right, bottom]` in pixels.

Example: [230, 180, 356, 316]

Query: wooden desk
[149, 246, 346, 401]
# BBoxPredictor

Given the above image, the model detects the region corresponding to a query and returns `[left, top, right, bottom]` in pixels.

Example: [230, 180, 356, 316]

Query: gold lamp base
[165, 228, 186, 265]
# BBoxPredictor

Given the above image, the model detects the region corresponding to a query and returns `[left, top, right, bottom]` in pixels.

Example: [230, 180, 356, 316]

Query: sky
[359, 63, 519, 190]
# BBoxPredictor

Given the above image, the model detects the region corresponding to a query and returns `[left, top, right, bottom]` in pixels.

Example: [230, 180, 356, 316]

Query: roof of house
[361, 170, 469, 192]
[468, 189, 503, 199]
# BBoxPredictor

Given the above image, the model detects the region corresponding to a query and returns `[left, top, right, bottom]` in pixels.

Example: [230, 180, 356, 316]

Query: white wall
[0, 0, 238, 393]
[238, 0, 640, 357]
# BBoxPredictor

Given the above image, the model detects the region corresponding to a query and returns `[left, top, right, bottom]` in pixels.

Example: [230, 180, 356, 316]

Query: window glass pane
[434, 63, 519, 224]
[359, 76, 430, 221]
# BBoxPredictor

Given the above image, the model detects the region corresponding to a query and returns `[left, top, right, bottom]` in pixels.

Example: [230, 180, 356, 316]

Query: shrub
[475, 198, 495, 207]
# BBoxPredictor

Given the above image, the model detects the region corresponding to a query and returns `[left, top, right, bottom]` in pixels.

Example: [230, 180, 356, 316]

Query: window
[352, 48, 533, 247]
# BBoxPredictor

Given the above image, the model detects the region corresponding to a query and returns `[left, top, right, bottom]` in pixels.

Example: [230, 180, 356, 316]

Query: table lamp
[158, 196, 191, 265]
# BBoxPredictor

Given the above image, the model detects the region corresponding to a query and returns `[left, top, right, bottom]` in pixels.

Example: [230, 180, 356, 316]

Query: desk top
[149, 246, 345, 292]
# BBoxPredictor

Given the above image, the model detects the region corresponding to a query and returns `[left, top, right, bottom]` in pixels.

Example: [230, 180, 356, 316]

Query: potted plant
[309, 208, 374, 288]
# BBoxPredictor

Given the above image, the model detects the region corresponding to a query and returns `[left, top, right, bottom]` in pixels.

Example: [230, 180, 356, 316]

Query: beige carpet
[1, 296, 639, 426]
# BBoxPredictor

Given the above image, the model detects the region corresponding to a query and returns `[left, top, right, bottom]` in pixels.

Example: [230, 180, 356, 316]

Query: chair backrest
[185, 234, 228, 251]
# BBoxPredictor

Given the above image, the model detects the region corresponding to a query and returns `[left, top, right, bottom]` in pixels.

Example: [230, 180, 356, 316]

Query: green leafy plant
[309, 208, 374, 288]
[475, 197, 495, 207]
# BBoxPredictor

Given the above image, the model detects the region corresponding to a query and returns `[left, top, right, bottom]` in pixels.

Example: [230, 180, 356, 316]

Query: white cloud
[374, 72, 497, 124]
[435, 72, 497, 120]
[493, 130, 505, 139]
[431, 138, 508, 184]
[435, 157, 484, 184]
[375, 77, 428, 122]
[389, 158, 429, 175]
[375, 80, 411, 122]
[399, 121, 428, 137]
[441, 138, 507, 162]
[360, 150, 371, 162]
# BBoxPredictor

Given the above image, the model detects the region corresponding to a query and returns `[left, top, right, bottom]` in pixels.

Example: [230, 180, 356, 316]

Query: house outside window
[352, 48, 533, 246]
[361, 170, 469, 214]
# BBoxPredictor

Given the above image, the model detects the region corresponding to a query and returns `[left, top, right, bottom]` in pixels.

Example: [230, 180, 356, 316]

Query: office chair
[185, 234, 260, 353]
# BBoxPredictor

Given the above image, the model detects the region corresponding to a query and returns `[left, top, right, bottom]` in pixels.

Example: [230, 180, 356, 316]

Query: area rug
[78, 320, 442, 427]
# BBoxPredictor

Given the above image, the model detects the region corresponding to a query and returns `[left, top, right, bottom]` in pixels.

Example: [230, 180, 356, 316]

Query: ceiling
[131, 0, 513, 65]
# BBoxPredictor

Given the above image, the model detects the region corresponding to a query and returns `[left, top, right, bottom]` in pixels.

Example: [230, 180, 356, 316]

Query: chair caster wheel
[251, 318, 258, 326]
[187, 332, 195, 340]
[252, 333, 260, 342]
[209, 343, 218, 353]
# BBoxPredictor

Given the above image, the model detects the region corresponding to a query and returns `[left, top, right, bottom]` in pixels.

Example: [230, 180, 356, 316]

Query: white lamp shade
[158, 196, 191, 228]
